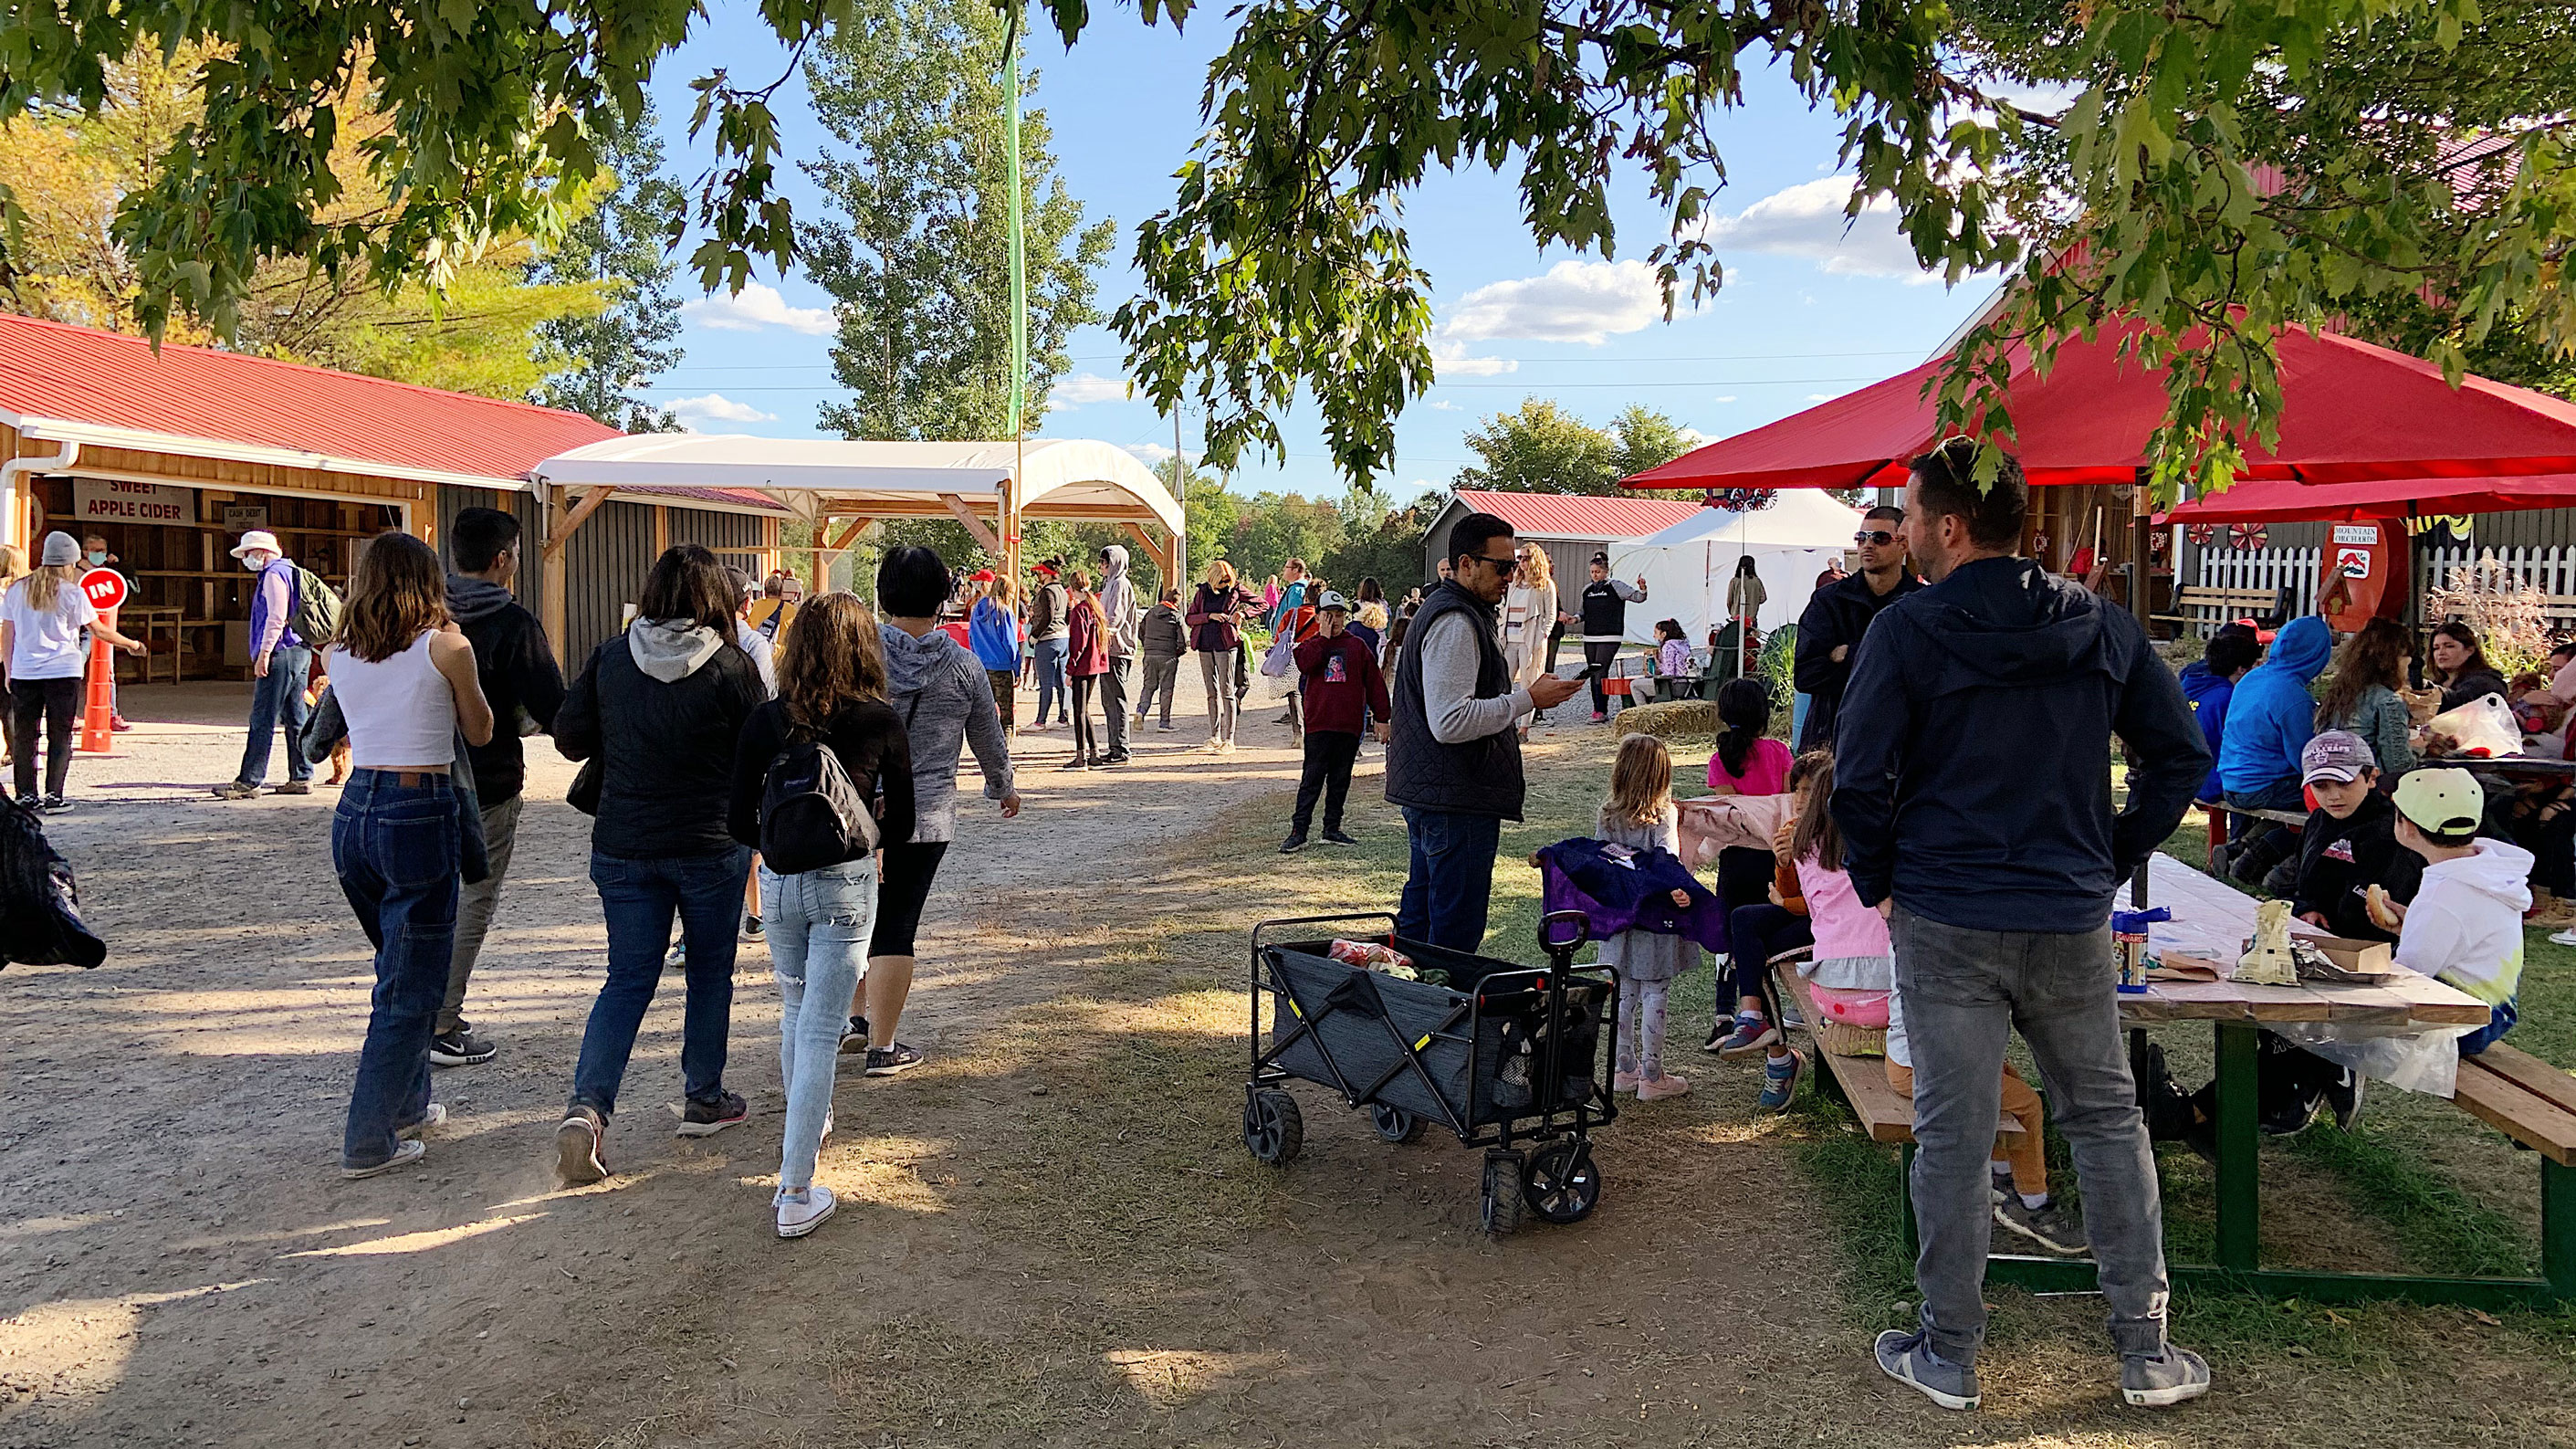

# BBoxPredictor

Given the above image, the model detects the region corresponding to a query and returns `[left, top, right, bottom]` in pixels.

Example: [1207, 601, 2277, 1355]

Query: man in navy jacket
[1831, 439, 2211, 1413]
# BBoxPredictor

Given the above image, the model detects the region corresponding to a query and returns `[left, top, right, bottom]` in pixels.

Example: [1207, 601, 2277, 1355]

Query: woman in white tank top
[328, 532, 494, 1180]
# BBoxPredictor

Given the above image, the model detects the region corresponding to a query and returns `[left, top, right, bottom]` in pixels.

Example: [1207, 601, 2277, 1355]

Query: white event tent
[1606, 491, 1866, 646]
[527, 434, 1188, 596]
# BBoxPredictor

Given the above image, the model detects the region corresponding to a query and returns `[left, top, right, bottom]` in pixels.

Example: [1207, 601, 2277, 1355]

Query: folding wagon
[1243, 910, 1618, 1234]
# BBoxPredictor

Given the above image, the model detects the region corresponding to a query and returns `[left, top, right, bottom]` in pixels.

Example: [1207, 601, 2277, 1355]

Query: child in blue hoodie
[2178, 626, 2260, 807]
[2215, 615, 2332, 881]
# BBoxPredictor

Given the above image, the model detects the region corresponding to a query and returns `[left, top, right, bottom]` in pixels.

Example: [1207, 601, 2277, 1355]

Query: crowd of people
[28, 436, 2564, 1412]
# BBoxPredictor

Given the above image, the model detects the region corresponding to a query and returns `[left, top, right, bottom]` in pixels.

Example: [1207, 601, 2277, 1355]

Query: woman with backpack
[324, 531, 495, 1177]
[727, 593, 916, 1237]
[552, 545, 770, 1185]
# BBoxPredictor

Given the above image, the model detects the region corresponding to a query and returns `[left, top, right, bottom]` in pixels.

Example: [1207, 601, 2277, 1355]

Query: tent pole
[2130, 477, 2153, 633]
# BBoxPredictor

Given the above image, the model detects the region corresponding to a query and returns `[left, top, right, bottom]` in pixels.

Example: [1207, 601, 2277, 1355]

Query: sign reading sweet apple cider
[71, 478, 193, 526]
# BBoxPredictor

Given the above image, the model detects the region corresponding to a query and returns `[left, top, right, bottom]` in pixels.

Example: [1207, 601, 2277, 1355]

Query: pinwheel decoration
[2228, 522, 2268, 551]
[2185, 523, 2218, 548]
[1702, 487, 1777, 512]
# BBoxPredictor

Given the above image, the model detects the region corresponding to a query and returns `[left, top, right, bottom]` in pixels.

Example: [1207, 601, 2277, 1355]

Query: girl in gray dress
[1597, 732, 1698, 1100]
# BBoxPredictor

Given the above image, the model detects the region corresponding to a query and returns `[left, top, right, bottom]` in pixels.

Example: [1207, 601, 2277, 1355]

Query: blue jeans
[1891, 906, 2172, 1368]
[2223, 776, 2303, 844]
[571, 846, 751, 1118]
[2460, 997, 2518, 1055]
[1030, 636, 1069, 724]
[238, 644, 314, 785]
[760, 859, 878, 1195]
[334, 771, 462, 1169]
[1395, 807, 1503, 952]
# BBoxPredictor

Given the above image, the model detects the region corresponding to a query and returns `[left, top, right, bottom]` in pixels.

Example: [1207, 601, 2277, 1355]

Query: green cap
[2393, 767, 2484, 838]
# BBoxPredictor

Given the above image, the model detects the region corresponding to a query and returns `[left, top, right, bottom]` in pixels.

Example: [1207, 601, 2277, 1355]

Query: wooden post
[654, 504, 669, 557]
[540, 484, 570, 660]
[938, 493, 1003, 555]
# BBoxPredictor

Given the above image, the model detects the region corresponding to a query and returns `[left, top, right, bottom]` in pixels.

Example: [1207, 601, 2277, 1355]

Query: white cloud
[1712, 395, 1739, 404]
[681, 281, 836, 335]
[1806, 394, 1836, 402]
[1679, 426, 1712, 448]
[1429, 340, 1518, 377]
[1423, 398, 1461, 412]
[1055, 373, 1133, 405]
[1440, 259, 1670, 345]
[1126, 442, 1203, 468]
[1704, 176, 1939, 284]
[666, 393, 778, 425]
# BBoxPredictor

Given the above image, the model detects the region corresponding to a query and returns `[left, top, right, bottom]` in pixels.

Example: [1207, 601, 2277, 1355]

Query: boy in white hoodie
[2383, 767, 2531, 1055]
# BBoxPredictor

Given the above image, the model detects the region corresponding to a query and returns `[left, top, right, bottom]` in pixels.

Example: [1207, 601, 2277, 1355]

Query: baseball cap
[228, 529, 281, 560]
[1317, 590, 1351, 613]
[2300, 730, 2373, 784]
[2393, 767, 2485, 839]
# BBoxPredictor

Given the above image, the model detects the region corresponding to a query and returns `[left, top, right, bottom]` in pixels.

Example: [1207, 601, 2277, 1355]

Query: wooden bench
[2446, 1042, 2576, 1295]
[1770, 964, 2023, 1145]
[2201, 798, 2308, 856]
[2152, 584, 2290, 638]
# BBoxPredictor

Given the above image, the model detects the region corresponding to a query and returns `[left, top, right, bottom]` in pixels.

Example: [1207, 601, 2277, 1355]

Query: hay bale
[1614, 699, 1714, 744]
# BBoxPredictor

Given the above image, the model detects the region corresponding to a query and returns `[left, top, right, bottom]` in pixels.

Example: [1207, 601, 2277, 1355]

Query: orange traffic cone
[78, 637, 114, 754]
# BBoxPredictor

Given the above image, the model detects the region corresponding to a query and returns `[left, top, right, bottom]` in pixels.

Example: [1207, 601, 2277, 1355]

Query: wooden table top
[2129, 853, 2492, 1029]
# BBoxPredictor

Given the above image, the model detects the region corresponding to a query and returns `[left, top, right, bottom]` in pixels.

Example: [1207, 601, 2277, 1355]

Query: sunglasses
[1474, 552, 1521, 576]
[1853, 530, 1899, 546]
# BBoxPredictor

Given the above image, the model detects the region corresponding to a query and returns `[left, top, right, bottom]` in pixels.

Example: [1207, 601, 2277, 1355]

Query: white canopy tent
[1607, 491, 1866, 647]
[524, 436, 1188, 640]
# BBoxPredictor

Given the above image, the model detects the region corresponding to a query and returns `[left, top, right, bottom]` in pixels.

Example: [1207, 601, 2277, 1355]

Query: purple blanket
[1537, 837, 1731, 955]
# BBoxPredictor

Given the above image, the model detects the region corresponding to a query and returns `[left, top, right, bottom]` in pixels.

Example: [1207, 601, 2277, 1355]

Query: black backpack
[0, 800, 105, 969]
[759, 722, 880, 874]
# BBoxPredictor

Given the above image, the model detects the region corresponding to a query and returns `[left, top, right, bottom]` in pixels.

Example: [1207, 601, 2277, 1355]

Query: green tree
[800, 0, 1115, 441]
[1183, 469, 1241, 581]
[1227, 492, 1346, 589]
[1325, 498, 1432, 596]
[1606, 405, 1694, 484]
[1453, 400, 1618, 497]
[530, 100, 688, 432]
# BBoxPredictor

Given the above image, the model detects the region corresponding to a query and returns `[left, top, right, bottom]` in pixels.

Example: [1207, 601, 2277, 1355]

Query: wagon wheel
[1522, 1139, 1602, 1224]
[1369, 1104, 1426, 1144]
[1480, 1151, 1527, 1235]
[1242, 1089, 1304, 1166]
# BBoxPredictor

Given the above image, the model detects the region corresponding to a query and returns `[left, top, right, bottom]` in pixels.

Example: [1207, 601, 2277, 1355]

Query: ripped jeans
[760, 858, 879, 1196]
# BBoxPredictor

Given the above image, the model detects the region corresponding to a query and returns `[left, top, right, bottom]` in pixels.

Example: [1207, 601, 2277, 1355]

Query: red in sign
[80, 567, 129, 612]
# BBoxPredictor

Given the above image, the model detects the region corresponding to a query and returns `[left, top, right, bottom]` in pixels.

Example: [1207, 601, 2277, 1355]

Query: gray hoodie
[629, 619, 726, 682]
[1097, 545, 1142, 659]
[880, 621, 1016, 842]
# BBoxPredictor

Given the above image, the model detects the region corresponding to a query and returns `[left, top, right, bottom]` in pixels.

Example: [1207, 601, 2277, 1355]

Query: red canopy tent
[1622, 325, 2576, 494]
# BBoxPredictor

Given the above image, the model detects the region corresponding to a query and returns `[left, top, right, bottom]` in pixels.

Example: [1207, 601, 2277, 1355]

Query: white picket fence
[2193, 546, 2320, 628]
[2188, 542, 2576, 634]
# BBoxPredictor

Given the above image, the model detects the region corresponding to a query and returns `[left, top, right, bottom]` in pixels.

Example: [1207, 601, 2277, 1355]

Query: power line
[646, 347, 1927, 376]
[642, 374, 1879, 394]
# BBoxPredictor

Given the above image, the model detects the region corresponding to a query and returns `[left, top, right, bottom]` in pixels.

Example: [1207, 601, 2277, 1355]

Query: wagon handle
[1538, 909, 1591, 958]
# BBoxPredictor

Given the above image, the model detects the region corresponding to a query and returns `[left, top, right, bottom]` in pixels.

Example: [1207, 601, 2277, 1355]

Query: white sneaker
[395, 1103, 447, 1139]
[2551, 928, 2576, 947]
[776, 1184, 837, 1239]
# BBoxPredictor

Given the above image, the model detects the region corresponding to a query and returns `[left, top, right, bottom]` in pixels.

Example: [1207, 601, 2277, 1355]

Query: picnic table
[1807, 852, 2573, 1307]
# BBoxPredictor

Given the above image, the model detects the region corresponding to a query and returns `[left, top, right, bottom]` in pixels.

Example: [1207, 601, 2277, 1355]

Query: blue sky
[642, 5, 2001, 502]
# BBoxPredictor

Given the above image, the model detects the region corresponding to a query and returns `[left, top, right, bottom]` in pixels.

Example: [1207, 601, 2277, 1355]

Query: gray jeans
[1199, 648, 1239, 744]
[1891, 905, 2171, 1367]
[1136, 654, 1182, 727]
[1101, 656, 1136, 755]
[439, 793, 523, 1035]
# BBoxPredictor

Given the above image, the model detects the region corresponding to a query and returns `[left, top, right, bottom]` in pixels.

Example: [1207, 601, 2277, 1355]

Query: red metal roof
[1452, 488, 1706, 541]
[0, 312, 623, 484]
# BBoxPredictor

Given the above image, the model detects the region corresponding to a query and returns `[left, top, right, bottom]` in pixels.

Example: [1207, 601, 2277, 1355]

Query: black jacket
[2437, 667, 2509, 714]
[555, 625, 767, 860]
[1830, 555, 2209, 932]
[2288, 792, 2423, 942]
[1794, 569, 1926, 751]
[727, 698, 918, 859]
[445, 576, 564, 804]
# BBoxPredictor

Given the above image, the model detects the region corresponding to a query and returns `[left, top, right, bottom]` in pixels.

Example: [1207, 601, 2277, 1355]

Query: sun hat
[2299, 730, 2373, 785]
[2393, 767, 2485, 839]
[228, 530, 281, 560]
[38, 531, 79, 567]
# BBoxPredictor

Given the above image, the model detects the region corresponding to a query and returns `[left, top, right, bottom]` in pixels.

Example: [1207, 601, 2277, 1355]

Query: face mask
[86, 551, 106, 566]
[242, 554, 268, 572]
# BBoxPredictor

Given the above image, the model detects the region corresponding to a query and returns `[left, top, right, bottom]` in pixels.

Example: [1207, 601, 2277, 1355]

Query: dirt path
[5, 684, 2571, 1448]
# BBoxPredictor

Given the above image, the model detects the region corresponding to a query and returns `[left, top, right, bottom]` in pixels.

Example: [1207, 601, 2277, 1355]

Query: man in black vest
[1576, 552, 1649, 720]
[1387, 513, 1585, 950]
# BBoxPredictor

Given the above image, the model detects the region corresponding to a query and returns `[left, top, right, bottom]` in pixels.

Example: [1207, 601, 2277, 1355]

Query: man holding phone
[1387, 513, 1585, 950]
